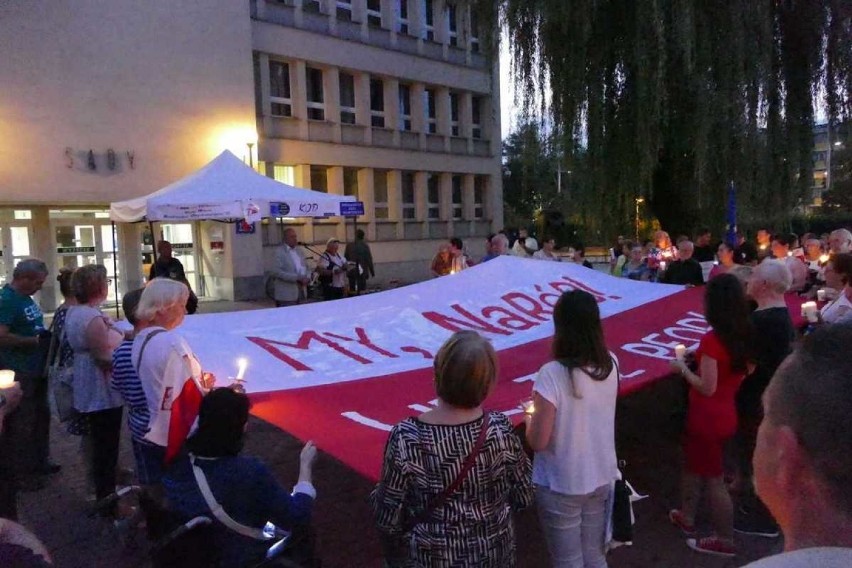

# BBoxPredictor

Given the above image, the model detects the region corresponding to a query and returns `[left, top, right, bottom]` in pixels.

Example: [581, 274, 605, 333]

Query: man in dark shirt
[736, 259, 795, 537]
[149, 241, 198, 314]
[734, 231, 758, 265]
[344, 230, 375, 295]
[660, 241, 704, 286]
[692, 228, 716, 263]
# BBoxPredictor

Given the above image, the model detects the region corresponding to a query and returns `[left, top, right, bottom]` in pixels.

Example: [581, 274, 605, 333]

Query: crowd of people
[1, 224, 851, 567]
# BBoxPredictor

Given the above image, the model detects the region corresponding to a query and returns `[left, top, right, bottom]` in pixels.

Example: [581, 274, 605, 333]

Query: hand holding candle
[801, 301, 819, 323]
[521, 398, 535, 415]
[0, 370, 15, 389]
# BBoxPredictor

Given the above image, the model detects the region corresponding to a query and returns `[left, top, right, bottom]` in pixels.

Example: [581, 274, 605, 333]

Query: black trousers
[322, 286, 345, 301]
[0, 424, 18, 520]
[83, 406, 124, 501]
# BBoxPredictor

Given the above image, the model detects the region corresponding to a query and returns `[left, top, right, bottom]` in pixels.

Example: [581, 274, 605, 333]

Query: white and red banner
[179, 256, 709, 479]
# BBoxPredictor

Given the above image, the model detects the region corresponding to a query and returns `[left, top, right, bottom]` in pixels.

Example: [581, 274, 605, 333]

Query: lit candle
[659, 260, 667, 271]
[522, 400, 535, 415]
[819, 254, 830, 264]
[236, 358, 248, 381]
[801, 302, 819, 323]
[674, 344, 687, 361]
[817, 289, 826, 302]
[0, 370, 15, 388]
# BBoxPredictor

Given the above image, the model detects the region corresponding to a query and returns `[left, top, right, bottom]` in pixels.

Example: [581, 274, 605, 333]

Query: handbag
[45, 316, 76, 422]
[381, 413, 491, 566]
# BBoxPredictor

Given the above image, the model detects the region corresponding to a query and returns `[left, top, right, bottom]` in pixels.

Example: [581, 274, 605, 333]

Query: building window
[343, 167, 359, 198]
[336, 0, 353, 21]
[396, 0, 409, 34]
[306, 67, 325, 121]
[424, 88, 437, 134]
[398, 84, 412, 131]
[447, 3, 458, 47]
[273, 165, 296, 186]
[472, 96, 483, 139]
[269, 60, 292, 117]
[401, 172, 416, 219]
[339, 72, 356, 124]
[450, 92, 460, 136]
[427, 173, 440, 219]
[469, 6, 480, 52]
[367, 0, 382, 27]
[421, 0, 434, 41]
[370, 78, 385, 128]
[310, 166, 328, 192]
[304, 0, 322, 14]
[474, 176, 485, 219]
[451, 175, 463, 219]
[374, 170, 389, 219]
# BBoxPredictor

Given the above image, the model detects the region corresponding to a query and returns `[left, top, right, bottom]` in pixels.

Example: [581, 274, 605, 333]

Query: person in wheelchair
[162, 388, 317, 567]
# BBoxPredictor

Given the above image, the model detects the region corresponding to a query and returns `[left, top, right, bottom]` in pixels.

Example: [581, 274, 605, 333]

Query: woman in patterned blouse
[370, 331, 533, 567]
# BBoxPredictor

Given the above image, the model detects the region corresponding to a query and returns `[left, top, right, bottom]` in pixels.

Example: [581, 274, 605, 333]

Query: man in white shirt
[512, 229, 539, 258]
[828, 228, 852, 254]
[270, 228, 309, 307]
[743, 324, 852, 567]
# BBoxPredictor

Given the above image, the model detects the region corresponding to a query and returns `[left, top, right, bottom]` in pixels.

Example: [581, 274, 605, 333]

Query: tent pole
[149, 220, 158, 266]
[111, 221, 120, 319]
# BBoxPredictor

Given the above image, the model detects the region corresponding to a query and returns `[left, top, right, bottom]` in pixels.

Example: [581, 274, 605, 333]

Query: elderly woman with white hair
[64, 264, 126, 510]
[132, 278, 215, 476]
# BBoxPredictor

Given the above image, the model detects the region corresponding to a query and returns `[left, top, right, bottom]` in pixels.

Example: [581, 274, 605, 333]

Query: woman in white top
[819, 253, 852, 324]
[525, 290, 619, 568]
[132, 279, 215, 470]
[534, 237, 562, 262]
[65, 264, 126, 507]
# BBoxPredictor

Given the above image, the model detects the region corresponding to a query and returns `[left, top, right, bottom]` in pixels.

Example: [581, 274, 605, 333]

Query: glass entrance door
[0, 223, 34, 287]
[157, 223, 199, 293]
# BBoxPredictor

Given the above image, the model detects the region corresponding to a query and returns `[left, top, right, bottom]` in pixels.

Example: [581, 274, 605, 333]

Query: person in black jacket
[149, 241, 198, 314]
[660, 241, 704, 286]
[344, 230, 375, 295]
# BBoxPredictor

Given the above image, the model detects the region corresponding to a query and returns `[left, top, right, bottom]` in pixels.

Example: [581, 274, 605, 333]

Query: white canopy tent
[109, 149, 356, 222]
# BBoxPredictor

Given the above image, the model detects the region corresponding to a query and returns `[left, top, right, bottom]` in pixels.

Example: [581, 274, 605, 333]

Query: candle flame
[236, 358, 248, 381]
[819, 254, 830, 263]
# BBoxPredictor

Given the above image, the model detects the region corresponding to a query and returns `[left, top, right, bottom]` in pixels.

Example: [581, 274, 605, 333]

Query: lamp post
[634, 197, 644, 242]
[246, 142, 255, 170]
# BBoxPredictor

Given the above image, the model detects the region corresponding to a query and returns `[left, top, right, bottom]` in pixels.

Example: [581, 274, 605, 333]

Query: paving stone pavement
[18, 362, 783, 567]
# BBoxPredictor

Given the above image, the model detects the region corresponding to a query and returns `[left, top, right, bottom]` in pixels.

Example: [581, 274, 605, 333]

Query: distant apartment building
[0, 0, 502, 310]
[811, 122, 847, 207]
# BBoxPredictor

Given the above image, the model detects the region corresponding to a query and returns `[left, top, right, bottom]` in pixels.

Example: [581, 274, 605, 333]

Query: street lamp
[635, 197, 644, 242]
[246, 142, 255, 170]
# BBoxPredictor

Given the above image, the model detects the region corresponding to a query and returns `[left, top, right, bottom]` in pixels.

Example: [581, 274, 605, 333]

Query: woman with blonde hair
[65, 264, 126, 510]
[371, 331, 533, 567]
[132, 278, 214, 470]
[525, 290, 619, 568]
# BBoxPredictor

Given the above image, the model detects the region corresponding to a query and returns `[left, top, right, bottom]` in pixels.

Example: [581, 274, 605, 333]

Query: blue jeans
[131, 438, 167, 485]
[536, 484, 610, 568]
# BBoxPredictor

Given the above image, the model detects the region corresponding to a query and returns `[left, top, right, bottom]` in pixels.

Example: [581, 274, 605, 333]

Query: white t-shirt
[742, 547, 852, 568]
[131, 327, 204, 447]
[319, 251, 347, 288]
[820, 290, 852, 324]
[512, 237, 539, 257]
[533, 250, 561, 262]
[532, 359, 619, 495]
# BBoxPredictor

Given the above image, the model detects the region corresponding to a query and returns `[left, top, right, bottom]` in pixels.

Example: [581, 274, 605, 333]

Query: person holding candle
[163, 388, 317, 568]
[448, 237, 474, 273]
[524, 290, 619, 568]
[0, 258, 53, 501]
[668, 274, 753, 557]
[64, 264, 126, 511]
[819, 253, 852, 324]
[133, 278, 216, 468]
[371, 331, 532, 567]
[430, 243, 453, 277]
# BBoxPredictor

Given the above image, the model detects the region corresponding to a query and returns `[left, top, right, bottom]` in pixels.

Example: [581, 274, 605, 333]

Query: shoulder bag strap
[134, 328, 167, 374]
[189, 454, 271, 541]
[407, 412, 491, 530]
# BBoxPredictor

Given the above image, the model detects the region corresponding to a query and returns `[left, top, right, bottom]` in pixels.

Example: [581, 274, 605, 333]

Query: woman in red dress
[668, 274, 752, 557]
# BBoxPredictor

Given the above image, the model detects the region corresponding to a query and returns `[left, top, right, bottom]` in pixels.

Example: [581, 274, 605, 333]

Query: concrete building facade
[0, 0, 502, 309]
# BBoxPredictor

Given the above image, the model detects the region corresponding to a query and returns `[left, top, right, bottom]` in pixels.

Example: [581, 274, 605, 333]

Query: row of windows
[300, 0, 480, 52]
[269, 60, 484, 137]
[272, 165, 487, 220]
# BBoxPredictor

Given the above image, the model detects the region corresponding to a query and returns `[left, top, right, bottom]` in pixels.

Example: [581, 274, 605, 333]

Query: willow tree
[484, 0, 852, 239]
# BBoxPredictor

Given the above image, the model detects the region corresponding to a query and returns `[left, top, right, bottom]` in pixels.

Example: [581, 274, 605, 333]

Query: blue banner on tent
[270, 202, 291, 217]
[340, 201, 365, 216]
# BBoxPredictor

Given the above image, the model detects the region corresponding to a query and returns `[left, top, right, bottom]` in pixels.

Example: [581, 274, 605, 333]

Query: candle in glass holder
[801, 302, 819, 323]
[0, 370, 15, 388]
[659, 261, 667, 271]
[817, 289, 827, 302]
[674, 344, 687, 361]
